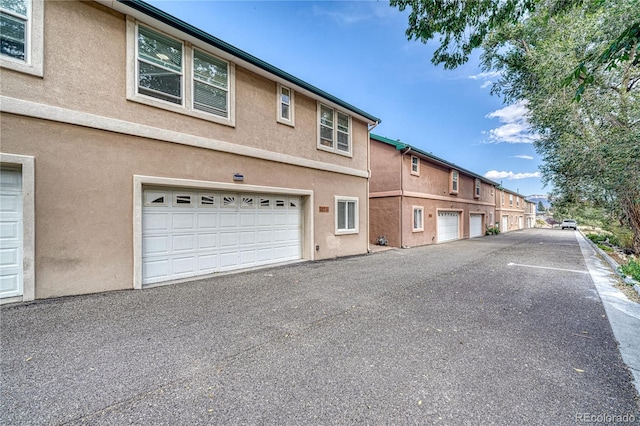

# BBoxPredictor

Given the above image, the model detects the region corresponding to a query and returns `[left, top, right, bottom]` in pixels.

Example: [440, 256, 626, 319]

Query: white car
[561, 219, 577, 230]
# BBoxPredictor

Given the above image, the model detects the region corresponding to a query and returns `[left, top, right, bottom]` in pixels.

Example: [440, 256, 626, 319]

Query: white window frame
[411, 156, 420, 176]
[0, 0, 43, 77]
[192, 47, 231, 119]
[516, 196, 520, 207]
[126, 19, 235, 127]
[413, 206, 424, 232]
[474, 179, 481, 198]
[318, 103, 352, 157]
[276, 83, 295, 127]
[335, 196, 358, 235]
[450, 170, 459, 194]
[509, 194, 513, 205]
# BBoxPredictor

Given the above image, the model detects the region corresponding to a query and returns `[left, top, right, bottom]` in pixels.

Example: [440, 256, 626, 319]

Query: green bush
[485, 226, 500, 235]
[620, 259, 640, 282]
[597, 243, 613, 252]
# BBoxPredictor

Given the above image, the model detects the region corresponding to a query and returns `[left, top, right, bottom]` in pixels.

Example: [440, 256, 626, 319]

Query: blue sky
[146, 0, 547, 197]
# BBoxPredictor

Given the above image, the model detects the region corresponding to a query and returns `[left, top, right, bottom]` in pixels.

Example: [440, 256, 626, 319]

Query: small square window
[259, 197, 271, 208]
[199, 193, 217, 207]
[144, 190, 167, 206]
[241, 196, 255, 208]
[174, 193, 194, 206]
[222, 194, 237, 207]
[336, 197, 358, 234]
[275, 198, 286, 208]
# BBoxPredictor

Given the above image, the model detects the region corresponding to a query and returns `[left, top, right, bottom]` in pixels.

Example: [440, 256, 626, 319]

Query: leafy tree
[390, 0, 640, 253]
[537, 201, 545, 212]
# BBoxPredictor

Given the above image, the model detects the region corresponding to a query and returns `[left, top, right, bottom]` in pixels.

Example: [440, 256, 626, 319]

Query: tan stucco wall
[369, 197, 401, 247]
[495, 189, 527, 232]
[0, 1, 370, 171]
[1, 113, 368, 299]
[369, 139, 498, 248]
[0, 1, 375, 299]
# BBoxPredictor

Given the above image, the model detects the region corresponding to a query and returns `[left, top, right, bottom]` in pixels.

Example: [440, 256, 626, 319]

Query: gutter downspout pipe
[399, 145, 411, 249]
[367, 121, 380, 253]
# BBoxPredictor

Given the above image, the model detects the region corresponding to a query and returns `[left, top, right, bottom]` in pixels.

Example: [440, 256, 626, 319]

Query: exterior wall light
[233, 173, 244, 182]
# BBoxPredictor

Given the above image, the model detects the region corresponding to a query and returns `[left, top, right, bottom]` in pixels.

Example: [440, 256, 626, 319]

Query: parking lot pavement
[1, 228, 639, 425]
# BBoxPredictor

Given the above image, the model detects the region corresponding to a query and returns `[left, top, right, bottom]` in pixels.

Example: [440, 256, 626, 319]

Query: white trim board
[1, 96, 369, 179]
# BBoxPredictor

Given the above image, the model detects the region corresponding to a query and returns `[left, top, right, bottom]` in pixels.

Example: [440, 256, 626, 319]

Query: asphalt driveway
[1, 229, 639, 425]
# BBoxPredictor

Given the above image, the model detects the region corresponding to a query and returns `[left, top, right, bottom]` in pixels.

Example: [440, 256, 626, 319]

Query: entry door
[0, 168, 23, 298]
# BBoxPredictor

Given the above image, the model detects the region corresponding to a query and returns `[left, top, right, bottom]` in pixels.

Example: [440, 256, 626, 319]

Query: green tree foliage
[537, 201, 545, 212]
[391, 0, 640, 253]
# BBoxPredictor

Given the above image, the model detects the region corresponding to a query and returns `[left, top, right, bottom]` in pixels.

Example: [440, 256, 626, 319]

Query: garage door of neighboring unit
[142, 189, 302, 285]
[470, 214, 483, 238]
[437, 211, 460, 243]
[0, 168, 23, 299]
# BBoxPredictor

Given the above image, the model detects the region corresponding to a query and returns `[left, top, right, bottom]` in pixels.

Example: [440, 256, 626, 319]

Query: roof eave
[102, 0, 381, 124]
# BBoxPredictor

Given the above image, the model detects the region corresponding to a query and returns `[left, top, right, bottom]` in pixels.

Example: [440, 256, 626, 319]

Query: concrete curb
[579, 230, 640, 298]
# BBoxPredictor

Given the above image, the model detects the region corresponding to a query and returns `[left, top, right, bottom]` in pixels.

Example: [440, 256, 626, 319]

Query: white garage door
[0, 168, 23, 299]
[501, 215, 509, 233]
[470, 214, 483, 238]
[142, 189, 302, 285]
[437, 211, 460, 243]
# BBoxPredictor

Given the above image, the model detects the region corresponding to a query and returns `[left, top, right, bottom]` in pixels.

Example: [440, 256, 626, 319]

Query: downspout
[367, 121, 379, 253]
[399, 145, 411, 248]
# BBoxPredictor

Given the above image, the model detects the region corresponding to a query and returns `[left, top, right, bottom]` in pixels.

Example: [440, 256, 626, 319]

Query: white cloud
[480, 80, 492, 89]
[484, 170, 541, 180]
[512, 155, 534, 160]
[469, 71, 502, 80]
[311, 3, 394, 25]
[484, 101, 539, 143]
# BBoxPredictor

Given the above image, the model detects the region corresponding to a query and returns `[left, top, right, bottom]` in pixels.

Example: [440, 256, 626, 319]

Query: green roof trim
[370, 133, 500, 186]
[117, 0, 381, 124]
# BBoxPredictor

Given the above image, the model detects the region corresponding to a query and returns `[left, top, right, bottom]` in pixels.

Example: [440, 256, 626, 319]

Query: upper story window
[127, 21, 235, 126]
[318, 103, 351, 156]
[516, 196, 520, 207]
[411, 156, 420, 175]
[137, 25, 183, 104]
[450, 170, 459, 194]
[277, 84, 295, 126]
[0, 0, 43, 76]
[475, 178, 481, 198]
[501, 191, 505, 205]
[509, 194, 513, 205]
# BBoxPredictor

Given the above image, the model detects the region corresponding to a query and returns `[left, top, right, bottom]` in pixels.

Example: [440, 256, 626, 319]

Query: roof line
[370, 133, 500, 186]
[117, 0, 381, 124]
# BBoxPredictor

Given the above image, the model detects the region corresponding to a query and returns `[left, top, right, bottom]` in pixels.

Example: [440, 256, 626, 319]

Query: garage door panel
[172, 256, 197, 275]
[0, 221, 19, 239]
[220, 232, 238, 247]
[197, 233, 217, 250]
[143, 235, 170, 255]
[240, 231, 256, 246]
[143, 259, 170, 282]
[198, 254, 218, 272]
[220, 213, 238, 228]
[143, 213, 168, 232]
[172, 234, 196, 252]
[0, 194, 19, 212]
[0, 247, 19, 267]
[0, 274, 19, 292]
[197, 213, 218, 229]
[142, 189, 303, 285]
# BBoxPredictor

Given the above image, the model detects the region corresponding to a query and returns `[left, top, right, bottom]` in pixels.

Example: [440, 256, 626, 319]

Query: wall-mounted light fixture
[233, 173, 244, 182]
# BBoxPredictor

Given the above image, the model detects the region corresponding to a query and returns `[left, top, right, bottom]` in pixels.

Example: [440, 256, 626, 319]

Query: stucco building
[369, 134, 499, 248]
[0, 0, 380, 302]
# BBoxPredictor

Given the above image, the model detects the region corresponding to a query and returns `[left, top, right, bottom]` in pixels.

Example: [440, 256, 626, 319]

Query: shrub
[485, 226, 500, 235]
[620, 259, 640, 282]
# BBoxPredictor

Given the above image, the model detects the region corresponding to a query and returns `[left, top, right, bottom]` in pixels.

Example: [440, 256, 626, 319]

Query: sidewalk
[577, 233, 640, 394]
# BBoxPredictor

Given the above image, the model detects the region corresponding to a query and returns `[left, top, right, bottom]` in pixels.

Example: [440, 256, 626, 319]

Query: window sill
[127, 93, 235, 127]
[317, 144, 353, 158]
[335, 229, 358, 235]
